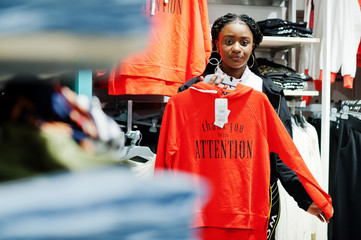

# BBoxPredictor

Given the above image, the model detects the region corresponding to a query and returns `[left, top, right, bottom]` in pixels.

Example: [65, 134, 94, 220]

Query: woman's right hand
[200, 73, 227, 89]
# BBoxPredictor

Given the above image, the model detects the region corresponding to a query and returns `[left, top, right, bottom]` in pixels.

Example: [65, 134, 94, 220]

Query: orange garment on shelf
[108, 0, 212, 96]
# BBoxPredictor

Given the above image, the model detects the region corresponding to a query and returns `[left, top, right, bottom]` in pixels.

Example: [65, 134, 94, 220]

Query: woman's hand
[200, 74, 227, 89]
[307, 202, 333, 223]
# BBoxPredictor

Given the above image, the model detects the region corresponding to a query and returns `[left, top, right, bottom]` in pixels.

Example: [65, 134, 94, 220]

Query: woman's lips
[231, 56, 242, 61]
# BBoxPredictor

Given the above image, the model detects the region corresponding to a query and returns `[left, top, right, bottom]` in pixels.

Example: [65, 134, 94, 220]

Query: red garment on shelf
[108, 0, 212, 96]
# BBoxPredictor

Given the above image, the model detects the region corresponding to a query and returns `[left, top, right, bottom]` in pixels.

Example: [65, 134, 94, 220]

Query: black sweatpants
[329, 116, 361, 240]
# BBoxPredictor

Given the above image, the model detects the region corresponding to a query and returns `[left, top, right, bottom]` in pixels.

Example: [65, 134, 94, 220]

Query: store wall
[207, 3, 287, 23]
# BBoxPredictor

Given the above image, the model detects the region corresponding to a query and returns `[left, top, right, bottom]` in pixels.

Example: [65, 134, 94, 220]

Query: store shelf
[114, 95, 170, 103]
[283, 90, 319, 96]
[0, 33, 147, 75]
[259, 36, 320, 50]
[0, 0, 148, 75]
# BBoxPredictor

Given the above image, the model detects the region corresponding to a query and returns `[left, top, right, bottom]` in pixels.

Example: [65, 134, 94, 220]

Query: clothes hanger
[118, 100, 155, 163]
[294, 112, 305, 128]
[340, 105, 361, 120]
[299, 112, 307, 126]
[292, 114, 300, 127]
[330, 108, 340, 122]
[340, 106, 349, 120]
[120, 145, 155, 163]
[118, 130, 155, 163]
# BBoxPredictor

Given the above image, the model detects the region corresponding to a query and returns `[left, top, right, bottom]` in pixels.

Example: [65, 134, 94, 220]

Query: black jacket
[178, 75, 313, 211]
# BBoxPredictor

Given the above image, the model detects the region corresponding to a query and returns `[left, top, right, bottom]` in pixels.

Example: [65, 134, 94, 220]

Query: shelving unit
[283, 90, 319, 96]
[258, 36, 320, 98]
[260, 36, 320, 50]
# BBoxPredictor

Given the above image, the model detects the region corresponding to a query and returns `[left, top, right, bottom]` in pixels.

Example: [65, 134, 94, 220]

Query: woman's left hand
[307, 202, 333, 223]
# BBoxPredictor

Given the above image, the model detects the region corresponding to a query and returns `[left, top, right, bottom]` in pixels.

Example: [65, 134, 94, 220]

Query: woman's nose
[232, 42, 241, 52]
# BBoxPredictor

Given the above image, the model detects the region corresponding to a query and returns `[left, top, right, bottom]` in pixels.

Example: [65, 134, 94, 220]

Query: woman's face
[215, 22, 255, 77]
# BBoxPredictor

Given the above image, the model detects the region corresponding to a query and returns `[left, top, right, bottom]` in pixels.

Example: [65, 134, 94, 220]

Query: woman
[178, 13, 329, 240]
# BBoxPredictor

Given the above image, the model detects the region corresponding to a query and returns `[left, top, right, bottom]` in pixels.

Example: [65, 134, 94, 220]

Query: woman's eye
[241, 41, 249, 46]
[225, 39, 233, 45]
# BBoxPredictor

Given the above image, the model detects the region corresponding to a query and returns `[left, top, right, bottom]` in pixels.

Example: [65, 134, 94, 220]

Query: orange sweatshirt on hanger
[108, 0, 212, 96]
[155, 82, 333, 238]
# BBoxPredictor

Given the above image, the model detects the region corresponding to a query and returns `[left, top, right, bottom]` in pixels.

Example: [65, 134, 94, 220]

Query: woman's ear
[214, 40, 219, 52]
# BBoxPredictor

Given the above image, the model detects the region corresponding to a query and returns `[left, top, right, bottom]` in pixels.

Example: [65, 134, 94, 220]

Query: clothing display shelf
[259, 36, 320, 52]
[283, 90, 319, 97]
[257, 36, 320, 98]
[0, 0, 148, 75]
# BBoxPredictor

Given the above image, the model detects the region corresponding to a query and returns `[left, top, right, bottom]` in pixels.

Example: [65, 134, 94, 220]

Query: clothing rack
[341, 100, 361, 114]
[339, 105, 361, 120]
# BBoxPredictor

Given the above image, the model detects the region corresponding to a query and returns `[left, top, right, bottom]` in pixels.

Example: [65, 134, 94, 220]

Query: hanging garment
[108, 0, 212, 96]
[304, 0, 361, 89]
[155, 82, 333, 239]
[276, 116, 325, 240]
[299, 0, 314, 78]
[122, 154, 156, 179]
[329, 115, 361, 240]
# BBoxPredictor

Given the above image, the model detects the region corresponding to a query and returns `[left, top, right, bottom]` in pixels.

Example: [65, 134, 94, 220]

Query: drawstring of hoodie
[151, 0, 168, 16]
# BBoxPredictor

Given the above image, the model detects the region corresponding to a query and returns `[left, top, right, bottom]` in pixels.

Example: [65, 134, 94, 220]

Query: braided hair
[204, 13, 263, 75]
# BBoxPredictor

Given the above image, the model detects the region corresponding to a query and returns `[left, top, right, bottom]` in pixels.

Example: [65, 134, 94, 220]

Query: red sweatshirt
[155, 82, 333, 234]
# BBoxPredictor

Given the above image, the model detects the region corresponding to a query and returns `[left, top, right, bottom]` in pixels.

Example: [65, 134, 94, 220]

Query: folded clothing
[0, 166, 205, 240]
[264, 72, 309, 91]
[257, 58, 311, 91]
[257, 18, 307, 30]
[257, 18, 313, 37]
[257, 58, 296, 75]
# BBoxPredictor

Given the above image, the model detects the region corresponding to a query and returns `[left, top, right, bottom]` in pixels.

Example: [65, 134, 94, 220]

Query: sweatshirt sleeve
[276, 155, 313, 211]
[259, 98, 333, 219]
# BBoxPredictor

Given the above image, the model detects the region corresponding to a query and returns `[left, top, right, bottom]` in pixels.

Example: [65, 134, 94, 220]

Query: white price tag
[214, 98, 230, 128]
